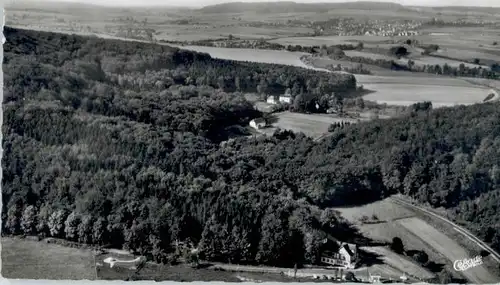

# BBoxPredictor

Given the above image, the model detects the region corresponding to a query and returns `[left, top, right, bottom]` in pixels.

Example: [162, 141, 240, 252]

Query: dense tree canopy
[3, 27, 500, 268]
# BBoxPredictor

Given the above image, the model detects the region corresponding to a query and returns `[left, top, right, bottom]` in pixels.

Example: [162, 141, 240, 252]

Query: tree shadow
[357, 249, 385, 267]
[425, 261, 445, 273]
[451, 277, 468, 284]
[263, 114, 279, 124]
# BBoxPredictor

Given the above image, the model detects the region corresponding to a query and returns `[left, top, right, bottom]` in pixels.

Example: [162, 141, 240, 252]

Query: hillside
[2, 26, 359, 268]
[3, 26, 500, 275]
[198, 1, 406, 14]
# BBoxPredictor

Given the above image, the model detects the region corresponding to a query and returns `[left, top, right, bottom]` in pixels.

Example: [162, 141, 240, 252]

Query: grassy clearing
[333, 198, 415, 223]
[1, 237, 97, 280]
[361, 246, 435, 280]
[260, 111, 359, 139]
[97, 261, 241, 282]
[398, 217, 499, 283]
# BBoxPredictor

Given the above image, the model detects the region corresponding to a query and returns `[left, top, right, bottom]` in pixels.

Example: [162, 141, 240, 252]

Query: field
[259, 111, 360, 139]
[174, 45, 311, 67]
[361, 83, 493, 107]
[405, 56, 489, 69]
[1, 237, 97, 280]
[269, 35, 397, 48]
[360, 246, 435, 280]
[333, 198, 416, 223]
[353, 74, 495, 107]
[399, 217, 498, 283]
[346, 50, 489, 69]
[333, 198, 500, 284]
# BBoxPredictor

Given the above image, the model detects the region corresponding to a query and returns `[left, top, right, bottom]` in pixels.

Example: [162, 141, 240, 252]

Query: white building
[279, 95, 292, 104]
[267, 95, 278, 104]
[249, 118, 267, 130]
[320, 242, 358, 269]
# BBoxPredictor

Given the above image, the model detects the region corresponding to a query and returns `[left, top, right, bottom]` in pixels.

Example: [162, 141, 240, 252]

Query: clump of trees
[391, 237, 405, 254]
[389, 46, 409, 58]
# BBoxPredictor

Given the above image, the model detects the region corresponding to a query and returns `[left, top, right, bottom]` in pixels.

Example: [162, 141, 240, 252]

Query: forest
[3, 27, 500, 268]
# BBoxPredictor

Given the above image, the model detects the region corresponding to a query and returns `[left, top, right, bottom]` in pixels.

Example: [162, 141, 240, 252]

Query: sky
[15, 0, 500, 8]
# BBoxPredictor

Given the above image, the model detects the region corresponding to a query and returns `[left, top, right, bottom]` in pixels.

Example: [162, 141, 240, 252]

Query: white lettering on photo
[453, 256, 483, 271]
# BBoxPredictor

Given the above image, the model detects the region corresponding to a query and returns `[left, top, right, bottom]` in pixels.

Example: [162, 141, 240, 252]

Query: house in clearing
[279, 94, 292, 104]
[320, 240, 358, 269]
[267, 95, 278, 104]
[249, 118, 267, 130]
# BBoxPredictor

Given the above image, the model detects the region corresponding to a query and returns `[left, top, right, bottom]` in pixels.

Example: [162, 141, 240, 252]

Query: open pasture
[333, 198, 416, 223]
[1, 237, 97, 280]
[260, 111, 359, 139]
[332, 200, 448, 268]
[398, 217, 499, 283]
[360, 246, 435, 280]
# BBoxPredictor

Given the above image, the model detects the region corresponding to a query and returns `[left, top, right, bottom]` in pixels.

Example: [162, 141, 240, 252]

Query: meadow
[399, 217, 498, 283]
[259, 111, 360, 139]
[1, 237, 97, 280]
[360, 246, 435, 280]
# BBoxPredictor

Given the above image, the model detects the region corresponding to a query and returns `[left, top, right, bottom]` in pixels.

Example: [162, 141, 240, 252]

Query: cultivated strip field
[398, 217, 498, 283]
[345, 50, 395, 61]
[355, 74, 481, 86]
[1, 237, 97, 280]
[404, 56, 488, 69]
[361, 83, 492, 107]
[269, 35, 396, 47]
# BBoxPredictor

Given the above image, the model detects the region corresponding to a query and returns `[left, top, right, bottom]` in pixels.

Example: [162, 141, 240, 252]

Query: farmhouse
[320, 241, 358, 269]
[279, 94, 292, 104]
[267, 95, 278, 104]
[249, 118, 267, 130]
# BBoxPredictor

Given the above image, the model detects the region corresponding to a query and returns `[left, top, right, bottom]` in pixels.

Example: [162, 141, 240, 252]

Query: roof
[342, 244, 355, 256]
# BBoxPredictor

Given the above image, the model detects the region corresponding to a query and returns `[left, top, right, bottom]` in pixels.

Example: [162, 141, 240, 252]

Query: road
[390, 196, 500, 263]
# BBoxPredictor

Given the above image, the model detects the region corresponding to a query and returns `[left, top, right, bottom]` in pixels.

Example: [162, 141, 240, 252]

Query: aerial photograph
[2, 0, 500, 283]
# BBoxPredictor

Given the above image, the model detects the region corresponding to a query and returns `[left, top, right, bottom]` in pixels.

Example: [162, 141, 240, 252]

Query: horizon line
[7, 0, 500, 9]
